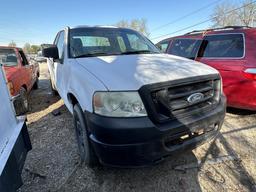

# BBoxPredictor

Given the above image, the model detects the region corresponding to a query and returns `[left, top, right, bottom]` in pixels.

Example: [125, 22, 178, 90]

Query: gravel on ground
[18, 63, 256, 192]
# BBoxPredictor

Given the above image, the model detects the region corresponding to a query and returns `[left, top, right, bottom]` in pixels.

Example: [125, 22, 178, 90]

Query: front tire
[50, 78, 58, 96]
[73, 104, 99, 167]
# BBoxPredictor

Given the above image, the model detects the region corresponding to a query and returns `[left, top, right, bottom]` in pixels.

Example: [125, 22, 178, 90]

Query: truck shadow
[56, 149, 203, 192]
[198, 130, 256, 191]
[90, 152, 202, 192]
[227, 107, 256, 116]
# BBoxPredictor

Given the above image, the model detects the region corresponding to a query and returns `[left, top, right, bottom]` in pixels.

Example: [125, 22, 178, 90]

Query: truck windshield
[0, 49, 18, 67]
[69, 27, 160, 58]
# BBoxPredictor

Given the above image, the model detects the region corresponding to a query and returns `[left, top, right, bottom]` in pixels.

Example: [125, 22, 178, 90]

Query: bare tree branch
[212, 0, 256, 27]
[116, 18, 149, 36]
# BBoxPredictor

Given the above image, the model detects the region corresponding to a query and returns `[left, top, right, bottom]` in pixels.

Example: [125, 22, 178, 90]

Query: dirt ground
[18, 63, 256, 192]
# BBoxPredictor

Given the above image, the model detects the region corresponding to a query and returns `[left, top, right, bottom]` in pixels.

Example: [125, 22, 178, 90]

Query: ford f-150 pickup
[43, 26, 226, 167]
[0, 46, 40, 115]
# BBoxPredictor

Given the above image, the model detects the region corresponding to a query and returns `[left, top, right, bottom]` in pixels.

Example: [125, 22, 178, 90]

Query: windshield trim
[73, 51, 160, 59]
[68, 27, 160, 59]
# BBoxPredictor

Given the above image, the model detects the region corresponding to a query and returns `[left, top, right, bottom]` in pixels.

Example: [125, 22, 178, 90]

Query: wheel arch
[67, 92, 79, 107]
[21, 84, 27, 91]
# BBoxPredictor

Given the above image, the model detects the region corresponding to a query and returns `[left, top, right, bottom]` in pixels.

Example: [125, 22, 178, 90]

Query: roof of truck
[72, 25, 118, 28]
[70, 25, 131, 30]
[0, 46, 21, 50]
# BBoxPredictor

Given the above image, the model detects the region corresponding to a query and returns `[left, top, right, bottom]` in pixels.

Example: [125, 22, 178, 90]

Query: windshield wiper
[74, 50, 158, 58]
[120, 50, 157, 55]
[74, 52, 108, 58]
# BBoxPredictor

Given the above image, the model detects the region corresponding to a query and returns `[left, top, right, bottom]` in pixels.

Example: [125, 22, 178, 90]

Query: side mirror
[42, 45, 59, 60]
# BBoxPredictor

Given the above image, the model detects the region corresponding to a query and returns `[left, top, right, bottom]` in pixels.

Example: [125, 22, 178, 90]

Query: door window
[56, 31, 65, 59]
[19, 50, 29, 65]
[168, 39, 200, 59]
[157, 41, 169, 52]
[201, 34, 244, 58]
[0, 49, 18, 66]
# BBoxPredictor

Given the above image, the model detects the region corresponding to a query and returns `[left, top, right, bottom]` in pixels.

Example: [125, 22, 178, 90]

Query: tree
[116, 18, 149, 36]
[23, 43, 31, 54]
[212, 0, 256, 27]
[237, 0, 256, 26]
[211, 1, 238, 27]
[30, 45, 41, 54]
[8, 41, 16, 47]
[22, 43, 40, 54]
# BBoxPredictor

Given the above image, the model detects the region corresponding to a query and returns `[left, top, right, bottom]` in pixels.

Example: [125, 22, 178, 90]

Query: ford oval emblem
[187, 93, 204, 103]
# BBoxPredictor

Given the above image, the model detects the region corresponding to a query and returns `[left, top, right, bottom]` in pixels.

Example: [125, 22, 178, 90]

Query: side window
[127, 34, 148, 50]
[0, 49, 18, 67]
[56, 31, 65, 59]
[19, 50, 29, 65]
[169, 39, 199, 59]
[201, 34, 244, 58]
[157, 41, 169, 52]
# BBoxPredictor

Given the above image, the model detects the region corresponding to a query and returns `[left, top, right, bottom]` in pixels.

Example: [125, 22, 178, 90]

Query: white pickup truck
[0, 65, 31, 191]
[43, 26, 226, 167]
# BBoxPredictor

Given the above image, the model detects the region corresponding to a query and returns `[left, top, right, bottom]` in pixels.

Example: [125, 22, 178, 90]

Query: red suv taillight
[243, 68, 256, 80]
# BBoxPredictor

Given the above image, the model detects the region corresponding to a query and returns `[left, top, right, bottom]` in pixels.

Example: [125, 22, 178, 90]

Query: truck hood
[75, 54, 219, 90]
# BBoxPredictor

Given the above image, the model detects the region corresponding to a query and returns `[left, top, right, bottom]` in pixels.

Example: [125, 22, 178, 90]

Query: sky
[0, 0, 240, 47]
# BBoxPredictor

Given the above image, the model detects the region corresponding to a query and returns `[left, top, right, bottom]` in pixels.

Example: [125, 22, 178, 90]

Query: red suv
[157, 26, 256, 110]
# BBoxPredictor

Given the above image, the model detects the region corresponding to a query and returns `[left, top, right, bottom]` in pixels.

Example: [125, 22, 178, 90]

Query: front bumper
[86, 96, 226, 167]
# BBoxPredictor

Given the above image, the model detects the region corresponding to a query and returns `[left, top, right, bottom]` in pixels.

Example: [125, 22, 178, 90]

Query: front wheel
[73, 104, 99, 167]
[50, 78, 58, 96]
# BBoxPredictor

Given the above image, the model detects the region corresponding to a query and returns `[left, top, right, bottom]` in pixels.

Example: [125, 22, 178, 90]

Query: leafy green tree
[30, 45, 41, 54]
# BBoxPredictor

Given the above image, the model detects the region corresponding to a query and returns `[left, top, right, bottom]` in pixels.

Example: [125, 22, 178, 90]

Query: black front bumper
[86, 96, 226, 167]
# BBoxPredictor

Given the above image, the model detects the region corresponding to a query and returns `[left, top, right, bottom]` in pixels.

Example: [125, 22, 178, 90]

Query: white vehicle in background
[35, 51, 47, 63]
[0, 65, 31, 191]
[43, 26, 226, 167]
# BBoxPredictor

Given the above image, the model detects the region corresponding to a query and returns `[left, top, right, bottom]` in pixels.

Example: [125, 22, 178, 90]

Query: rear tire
[73, 104, 99, 167]
[15, 87, 29, 115]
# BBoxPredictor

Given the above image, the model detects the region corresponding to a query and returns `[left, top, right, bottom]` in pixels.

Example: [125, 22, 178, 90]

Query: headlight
[93, 92, 147, 117]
